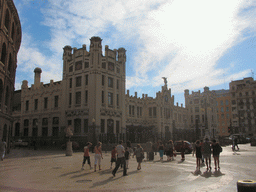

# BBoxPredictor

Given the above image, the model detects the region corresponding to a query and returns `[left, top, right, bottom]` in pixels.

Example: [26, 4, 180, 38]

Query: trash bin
[237, 180, 256, 192]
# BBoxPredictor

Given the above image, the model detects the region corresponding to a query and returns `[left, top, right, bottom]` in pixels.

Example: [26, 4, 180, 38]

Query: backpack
[218, 144, 223, 153]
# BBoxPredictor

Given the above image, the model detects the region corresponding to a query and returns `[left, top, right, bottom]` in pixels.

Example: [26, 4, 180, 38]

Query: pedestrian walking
[201, 138, 212, 171]
[200, 139, 205, 166]
[81, 142, 92, 170]
[192, 142, 196, 156]
[233, 137, 239, 151]
[125, 141, 133, 169]
[195, 140, 202, 172]
[166, 140, 174, 161]
[133, 144, 144, 170]
[145, 141, 152, 161]
[158, 142, 164, 161]
[94, 142, 103, 172]
[110, 146, 117, 169]
[212, 139, 222, 171]
[112, 140, 127, 177]
[181, 140, 185, 161]
[125, 147, 130, 169]
[0, 140, 6, 161]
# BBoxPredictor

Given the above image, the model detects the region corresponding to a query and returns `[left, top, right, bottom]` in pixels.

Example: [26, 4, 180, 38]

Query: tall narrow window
[26, 100, 29, 111]
[85, 90, 88, 104]
[116, 121, 120, 133]
[102, 91, 104, 104]
[74, 118, 81, 134]
[117, 79, 119, 89]
[76, 76, 82, 87]
[52, 117, 59, 137]
[44, 97, 48, 109]
[54, 96, 59, 108]
[69, 78, 72, 88]
[101, 119, 105, 133]
[116, 94, 119, 106]
[108, 92, 113, 106]
[76, 92, 81, 105]
[69, 93, 72, 105]
[85, 74, 88, 85]
[84, 119, 89, 133]
[42, 118, 48, 137]
[34, 99, 38, 110]
[108, 77, 113, 88]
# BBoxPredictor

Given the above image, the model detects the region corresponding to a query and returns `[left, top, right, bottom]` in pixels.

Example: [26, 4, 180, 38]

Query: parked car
[61, 141, 80, 150]
[229, 134, 248, 144]
[174, 141, 193, 154]
[14, 140, 29, 148]
[251, 137, 256, 146]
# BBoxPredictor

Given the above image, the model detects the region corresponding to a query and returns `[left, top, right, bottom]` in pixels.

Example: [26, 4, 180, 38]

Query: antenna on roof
[251, 70, 254, 79]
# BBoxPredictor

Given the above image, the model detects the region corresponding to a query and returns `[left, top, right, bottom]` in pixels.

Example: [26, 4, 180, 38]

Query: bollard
[237, 180, 256, 192]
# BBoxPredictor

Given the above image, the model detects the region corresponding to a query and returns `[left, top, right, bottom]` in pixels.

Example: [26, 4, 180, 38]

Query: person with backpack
[212, 139, 222, 171]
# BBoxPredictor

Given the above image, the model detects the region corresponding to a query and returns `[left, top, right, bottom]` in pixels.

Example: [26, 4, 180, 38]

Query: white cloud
[15, 0, 256, 94]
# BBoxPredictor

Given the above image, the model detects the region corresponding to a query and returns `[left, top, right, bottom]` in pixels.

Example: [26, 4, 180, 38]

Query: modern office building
[0, 0, 22, 143]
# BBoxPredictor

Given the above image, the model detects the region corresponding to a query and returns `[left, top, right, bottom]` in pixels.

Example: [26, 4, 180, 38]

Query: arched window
[0, 79, 3, 105]
[15, 123, 20, 137]
[8, 53, 12, 72]
[11, 22, 15, 40]
[4, 9, 10, 31]
[1, 43, 7, 65]
[5, 86, 9, 106]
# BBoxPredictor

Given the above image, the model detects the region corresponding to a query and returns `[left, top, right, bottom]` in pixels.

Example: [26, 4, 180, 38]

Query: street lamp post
[92, 118, 97, 147]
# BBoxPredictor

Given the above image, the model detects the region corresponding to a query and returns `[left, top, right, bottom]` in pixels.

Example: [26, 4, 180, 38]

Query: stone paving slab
[0, 145, 252, 192]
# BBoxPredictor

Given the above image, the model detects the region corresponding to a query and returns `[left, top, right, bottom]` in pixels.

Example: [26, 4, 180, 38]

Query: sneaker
[112, 172, 115, 177]
[123, 174, 128, 176]
[81, 167, 84, 170]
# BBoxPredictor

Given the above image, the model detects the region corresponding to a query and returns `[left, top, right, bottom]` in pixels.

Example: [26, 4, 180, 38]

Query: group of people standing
[194, 138, 222, 173]
[81, 140, 144, 177]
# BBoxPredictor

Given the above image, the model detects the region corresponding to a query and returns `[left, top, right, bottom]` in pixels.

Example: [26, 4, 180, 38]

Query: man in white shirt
[112, 140, 127, 177]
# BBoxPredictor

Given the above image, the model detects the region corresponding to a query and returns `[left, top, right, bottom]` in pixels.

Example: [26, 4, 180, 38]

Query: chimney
[34, 68, 42, 88]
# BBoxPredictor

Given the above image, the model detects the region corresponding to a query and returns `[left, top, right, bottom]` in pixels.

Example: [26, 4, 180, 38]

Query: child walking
[110, 146, 117, 169]
[81, 142, 92, 170]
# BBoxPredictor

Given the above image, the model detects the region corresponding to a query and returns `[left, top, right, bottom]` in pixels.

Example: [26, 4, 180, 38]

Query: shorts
[136, 157, 143, 163]
[94, 154, 102, 165]
[111, 157, 116, 163]
[83, 156, 91, 164]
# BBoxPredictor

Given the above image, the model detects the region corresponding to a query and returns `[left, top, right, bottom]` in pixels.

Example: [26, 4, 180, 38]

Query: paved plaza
[0, 144, 256, 192]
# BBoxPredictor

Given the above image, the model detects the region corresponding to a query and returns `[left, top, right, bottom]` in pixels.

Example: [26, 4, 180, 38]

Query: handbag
[141, 152, 145, 159]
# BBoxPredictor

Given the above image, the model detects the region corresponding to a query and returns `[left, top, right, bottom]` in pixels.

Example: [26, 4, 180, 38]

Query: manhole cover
[76, 180, 92, 183]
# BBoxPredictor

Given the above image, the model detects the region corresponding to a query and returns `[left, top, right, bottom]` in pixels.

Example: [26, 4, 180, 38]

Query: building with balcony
[229, 77, 256, 136]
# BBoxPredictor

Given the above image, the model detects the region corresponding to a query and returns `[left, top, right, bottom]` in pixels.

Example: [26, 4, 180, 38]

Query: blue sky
[14, 0, 256, 105]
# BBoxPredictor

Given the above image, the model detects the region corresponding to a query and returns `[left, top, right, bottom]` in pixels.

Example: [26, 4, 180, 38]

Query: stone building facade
[184, 87, 218, 140]
[0, 0, 21, 142]
[12, 37, 126, 146]
[229, 77, 256, 136]
[125, 80, 188, 143]
[12, 37, 189, 145]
